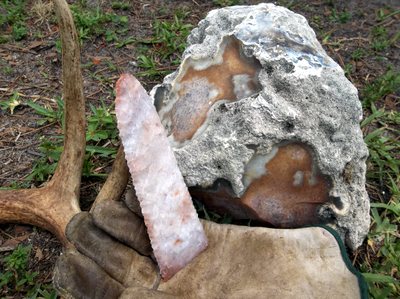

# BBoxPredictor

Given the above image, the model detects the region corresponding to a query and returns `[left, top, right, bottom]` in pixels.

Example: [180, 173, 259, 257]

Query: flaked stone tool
[115, 73, 208, 281]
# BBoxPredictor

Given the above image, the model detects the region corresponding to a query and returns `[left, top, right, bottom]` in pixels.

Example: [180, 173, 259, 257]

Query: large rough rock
[151, 3, 370, 249]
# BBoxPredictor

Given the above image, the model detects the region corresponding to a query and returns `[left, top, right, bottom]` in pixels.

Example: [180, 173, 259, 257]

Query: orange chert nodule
[191, 143, 332, 227]
[159, 36, 262, 142]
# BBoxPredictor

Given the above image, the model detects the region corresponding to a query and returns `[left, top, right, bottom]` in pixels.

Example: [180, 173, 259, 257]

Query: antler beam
[0, 0, 128, 246]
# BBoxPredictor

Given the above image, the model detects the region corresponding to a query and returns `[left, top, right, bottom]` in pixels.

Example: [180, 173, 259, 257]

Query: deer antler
[0, 0, 129, 246]
[50, 0, 86, 197]
[91, 146, 129, 212]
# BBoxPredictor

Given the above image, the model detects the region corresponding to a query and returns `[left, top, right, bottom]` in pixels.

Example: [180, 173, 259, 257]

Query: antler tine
[91, 145, 130, 212]
[50, 0, 86, 195]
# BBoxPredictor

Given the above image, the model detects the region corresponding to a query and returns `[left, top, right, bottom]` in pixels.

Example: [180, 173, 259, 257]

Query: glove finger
[92, 200, 152, 256]
[66, 212, 158, 288]
[124, 188, 143, 217]
[54, 249, 124, 299]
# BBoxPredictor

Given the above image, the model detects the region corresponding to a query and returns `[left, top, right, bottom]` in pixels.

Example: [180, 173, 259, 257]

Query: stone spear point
[115, 73, 208, 281]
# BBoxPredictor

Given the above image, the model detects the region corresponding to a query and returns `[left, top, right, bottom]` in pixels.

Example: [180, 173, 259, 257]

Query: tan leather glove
[53, 192, 365, 299]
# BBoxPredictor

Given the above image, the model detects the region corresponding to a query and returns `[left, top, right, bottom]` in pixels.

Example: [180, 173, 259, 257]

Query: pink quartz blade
[115, 73, 208, 281]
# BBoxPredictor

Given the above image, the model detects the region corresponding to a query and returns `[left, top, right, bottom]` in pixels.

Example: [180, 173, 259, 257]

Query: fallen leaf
[27, 40, 44, 50]
[3, 54, 13, 61]
[14, 225, 32, 235]
[45, 52, 57, 59]
[0, 235, 29, 252]
[92, 56, 102, 65]
[35, 247, 44, 261]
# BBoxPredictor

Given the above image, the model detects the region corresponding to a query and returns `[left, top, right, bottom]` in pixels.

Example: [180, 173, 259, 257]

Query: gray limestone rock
[151, 3, 370, 250]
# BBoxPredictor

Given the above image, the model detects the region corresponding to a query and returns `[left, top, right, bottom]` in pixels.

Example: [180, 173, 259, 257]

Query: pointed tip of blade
[159, 236, 208, 281]
[115, 73, 142, 104]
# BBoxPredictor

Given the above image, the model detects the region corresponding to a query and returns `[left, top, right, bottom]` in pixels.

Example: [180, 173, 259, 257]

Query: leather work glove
[53, 190, 366, 299]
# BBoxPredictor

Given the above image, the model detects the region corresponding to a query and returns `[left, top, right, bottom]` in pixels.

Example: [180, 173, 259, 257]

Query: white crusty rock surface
[116, 74, 207, 280]
[151, 3, 370, 249]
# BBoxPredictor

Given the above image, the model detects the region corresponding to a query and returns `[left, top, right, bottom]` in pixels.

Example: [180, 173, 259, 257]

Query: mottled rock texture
[151, 3, 369, 249]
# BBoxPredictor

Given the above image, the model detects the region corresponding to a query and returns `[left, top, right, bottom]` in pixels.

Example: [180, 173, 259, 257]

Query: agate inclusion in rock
[151, 3, 370, 249]
[157, 36, 262, 142]
[190, 143, 332, 228]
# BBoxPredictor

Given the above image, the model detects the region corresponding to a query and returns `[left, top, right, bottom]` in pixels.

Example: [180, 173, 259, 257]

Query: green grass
[6, 99, 119, 185]
[152, 13, 193, 60]
[351, 49, 366, 61]
[362, 70, 400, 108]
[371, 26, 391, 51]
[213, 0, 242, 6]
[370, 21, 399, 53]
[0, 0, 28, 43]
[344, 63, 353, 77]
[111, 1, 130, 11]
[0, 1, 129, 44]
[376, 8, 400, 22]
[329, 8, 352, 23]
[127, 10, 193, 78]
[0, 92, 21, 114]
[69, 2, 128, 43]
[27, 98, 65, 126]
[359, 69, 400, 298]
[0, 245, 57, 298]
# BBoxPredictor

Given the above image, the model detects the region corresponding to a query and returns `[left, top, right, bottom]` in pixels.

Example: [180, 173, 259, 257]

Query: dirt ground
[0, 0, 399, 297]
